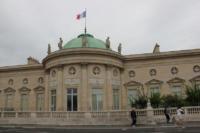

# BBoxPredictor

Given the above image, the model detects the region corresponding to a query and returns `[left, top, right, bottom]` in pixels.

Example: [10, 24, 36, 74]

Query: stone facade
[0, 42, 200, 112]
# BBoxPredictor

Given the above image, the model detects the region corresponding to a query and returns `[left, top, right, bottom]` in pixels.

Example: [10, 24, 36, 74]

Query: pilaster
[57, 66, 64, 111]
[44, 70, 49, 111]
[105, 65, 112, 110]
[120, 69, 126, 110]
[81, 63, 88, 111]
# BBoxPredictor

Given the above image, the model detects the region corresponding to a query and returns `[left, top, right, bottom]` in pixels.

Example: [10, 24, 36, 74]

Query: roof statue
[118, 43, 122, 54]
[47, 44, 51, 55]
[27, 56, 40, 64]
[153, 43, 160, 53]
[58, 37, 63, 50]
[106, 37, 110, 49]
[82, 36, 88, 47]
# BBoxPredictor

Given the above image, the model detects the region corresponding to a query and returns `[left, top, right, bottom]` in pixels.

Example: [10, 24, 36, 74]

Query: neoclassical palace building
[0, 33, 200, 112]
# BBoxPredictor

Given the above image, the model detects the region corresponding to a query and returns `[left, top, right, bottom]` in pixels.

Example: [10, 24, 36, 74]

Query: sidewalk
[0, 122, 200, 129]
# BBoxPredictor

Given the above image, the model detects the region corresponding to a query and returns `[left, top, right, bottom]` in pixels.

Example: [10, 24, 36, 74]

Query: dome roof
[63, 34, 106, 49]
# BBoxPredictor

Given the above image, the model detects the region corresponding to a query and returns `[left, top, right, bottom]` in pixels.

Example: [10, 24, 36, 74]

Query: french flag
[76, 10, 86, 20]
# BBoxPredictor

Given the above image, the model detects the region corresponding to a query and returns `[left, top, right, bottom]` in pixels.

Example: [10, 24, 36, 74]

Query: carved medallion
[150, 69, 156, 76]
[129, 70, 135, 78]
[113, 69, 118, 77]
[193, 65, 200, 72]
[171, 67, 178, 74]
[68, 67, 76, 75]
[8, 79, 14, 85]
[93, 66, 100, 75]
[23, 78, 28, 84]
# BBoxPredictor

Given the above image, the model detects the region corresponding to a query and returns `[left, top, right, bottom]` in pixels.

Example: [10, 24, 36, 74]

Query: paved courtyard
[0, 126, 200, 133]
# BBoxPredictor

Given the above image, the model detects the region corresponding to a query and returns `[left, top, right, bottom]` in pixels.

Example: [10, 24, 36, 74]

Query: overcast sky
[0, 0, 200, 66]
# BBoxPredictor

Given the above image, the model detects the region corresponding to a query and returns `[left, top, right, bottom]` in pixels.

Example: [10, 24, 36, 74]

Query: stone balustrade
[0, 106, 199, 125]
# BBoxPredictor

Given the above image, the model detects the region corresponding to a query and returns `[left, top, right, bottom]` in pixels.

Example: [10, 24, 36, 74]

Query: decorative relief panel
[149, 69, 156, 76]
[19, 87, 31, 92]
[129, 70, 135, 78]
[49, 80, 57, 87]
[93, 66, 100, 75]
[193, 65, 200, 72]
[4, 87, 16, 93]
[112, 80, 120, 85]
[171, 67, 178, 75]
[68, 66, 76, 75]
[65, 79, 80, 85]
[89, 79, 104, 84]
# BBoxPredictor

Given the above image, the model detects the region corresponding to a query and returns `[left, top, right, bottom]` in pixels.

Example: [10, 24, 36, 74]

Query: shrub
[161, 94, 185, 107]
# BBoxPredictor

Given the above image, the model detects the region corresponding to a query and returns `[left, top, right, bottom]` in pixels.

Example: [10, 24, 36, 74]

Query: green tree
[130, 86, 148, 109]
[185, 85, 200, 106]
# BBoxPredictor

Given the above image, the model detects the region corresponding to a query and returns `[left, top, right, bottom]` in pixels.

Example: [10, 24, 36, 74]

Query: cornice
[42, 48, 123, 64]
[0, 64, 44, 72]
[124, 48, 200, 61]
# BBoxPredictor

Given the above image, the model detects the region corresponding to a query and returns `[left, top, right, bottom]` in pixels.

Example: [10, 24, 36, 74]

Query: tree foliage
[129, 84, 200, 109]
[185, 85, 200, 106]
[161, 94, 185, 107]
[150, 93, 162, 108]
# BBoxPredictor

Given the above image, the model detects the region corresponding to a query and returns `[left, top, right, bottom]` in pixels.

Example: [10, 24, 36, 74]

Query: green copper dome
[63, 34, 106, 49]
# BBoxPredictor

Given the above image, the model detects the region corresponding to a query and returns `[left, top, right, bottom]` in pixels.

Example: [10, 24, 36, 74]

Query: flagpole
[84, 8, 87, 34]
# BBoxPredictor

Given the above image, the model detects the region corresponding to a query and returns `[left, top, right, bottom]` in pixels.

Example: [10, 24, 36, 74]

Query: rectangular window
[112, 88, 120, 110]
[150, 86, 160, 96]
[51, 90, 56, 111]
[5, 94, 13, 109]
[36, 93, 44, 111]
[127, 88, 138, 107]
[195, 83, 200, 90]
[92, 88, 103, 111]
[67, 88, 77, 111]
[21, 94, 28, 111]
[172, 86, 182, 96]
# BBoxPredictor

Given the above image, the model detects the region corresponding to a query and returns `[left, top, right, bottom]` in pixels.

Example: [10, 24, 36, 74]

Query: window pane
[92, 89, 103, 111]
[113, 89, 119, 110]
[21, 94, 28, 111]
[51, 90, 56, 111]
[36, 93, 44, 111]
[67, 88, 77, 111]
[150, 86, 160, 96]
[172, 86, 181, 96]
[6, 94, 13, 108]
[67, 95, 72, 111]
[73, 95, 77, 111]
[127, 89, 138, 107]
[67, 89, 72, 94]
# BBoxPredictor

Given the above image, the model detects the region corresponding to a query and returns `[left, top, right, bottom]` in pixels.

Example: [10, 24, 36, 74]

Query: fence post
[15, 112, 18, 118]
[31, 112, 36, 118]
[146, 99, 156, 125]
